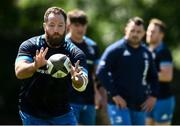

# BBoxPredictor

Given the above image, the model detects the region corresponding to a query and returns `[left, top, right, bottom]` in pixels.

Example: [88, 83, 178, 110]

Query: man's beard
[46, 32, 66, 47]
[127, 36, 141, 47]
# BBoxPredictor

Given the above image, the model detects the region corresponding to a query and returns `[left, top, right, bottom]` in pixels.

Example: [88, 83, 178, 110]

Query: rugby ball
[47, 54, 71, 78]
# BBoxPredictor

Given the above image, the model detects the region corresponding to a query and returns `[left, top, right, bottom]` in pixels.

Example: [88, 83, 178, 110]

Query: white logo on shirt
[123, 50, 131, 56]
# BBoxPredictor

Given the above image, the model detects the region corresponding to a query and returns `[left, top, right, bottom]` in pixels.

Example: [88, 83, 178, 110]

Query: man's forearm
[15, 61, 37, 79]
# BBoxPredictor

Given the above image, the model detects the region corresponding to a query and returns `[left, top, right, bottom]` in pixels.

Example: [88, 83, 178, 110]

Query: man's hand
[112, 95, 127, 108]
[95, 86, 108, 109]
[15, 47, 48, 79]
[33, 47, 48, 69]
[70, 60, 87, 91]
[141, 96, 157, 112]
[71, 60, 83, 84]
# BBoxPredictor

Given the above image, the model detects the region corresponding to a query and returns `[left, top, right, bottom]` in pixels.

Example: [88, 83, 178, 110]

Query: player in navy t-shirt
[66, 9, 108, 125]
[96, 17, 159, 125]
[15, 7, 88, 125]
[146, 18, 175, 125]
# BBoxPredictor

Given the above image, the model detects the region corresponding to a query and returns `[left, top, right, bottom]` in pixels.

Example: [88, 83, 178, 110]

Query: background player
[66, 9, 109, 125]
[146, 18, 175, 125]
[96, 17, 159, 125]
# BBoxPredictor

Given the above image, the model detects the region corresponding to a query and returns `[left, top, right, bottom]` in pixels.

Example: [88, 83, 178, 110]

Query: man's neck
[129, 43, 140, 48]
[70, 35, 83, 43]
[47, 43, 61, 48]
[149, 41, 162, 51]
[126, 40, 141, 48]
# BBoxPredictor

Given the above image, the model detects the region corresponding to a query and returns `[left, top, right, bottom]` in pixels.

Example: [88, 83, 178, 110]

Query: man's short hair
[149, 18, 166, 33]
[67, 9, 88, 25]
[44, 6, 67, 23]
[128, 17, 144, 26]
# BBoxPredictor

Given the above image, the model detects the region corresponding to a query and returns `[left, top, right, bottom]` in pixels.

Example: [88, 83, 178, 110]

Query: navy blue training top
[15, 34, 87, 118]
[66, 35, 99, 104]
[96, 38, 159, 110]
[151, 42, 174, 99]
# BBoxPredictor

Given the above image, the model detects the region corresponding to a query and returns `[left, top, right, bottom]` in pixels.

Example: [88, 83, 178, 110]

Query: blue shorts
[108, 104, 146, 125]
[71, 103, 96, 125]
[147, 96, 175, 123]
[19, 110, 77, 125]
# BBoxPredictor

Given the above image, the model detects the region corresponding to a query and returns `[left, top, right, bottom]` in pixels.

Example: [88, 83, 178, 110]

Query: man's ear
[66, 24, 70, 32]
[124, 27, 127, 34]
[43, 22, 46, 30]
[160, 32, 164, 39]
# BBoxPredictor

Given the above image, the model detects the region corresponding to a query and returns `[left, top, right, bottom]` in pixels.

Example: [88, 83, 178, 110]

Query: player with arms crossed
[15, 6, 88, 125]
[146, 18, 175, 125]
[96, 17, 159, 125]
